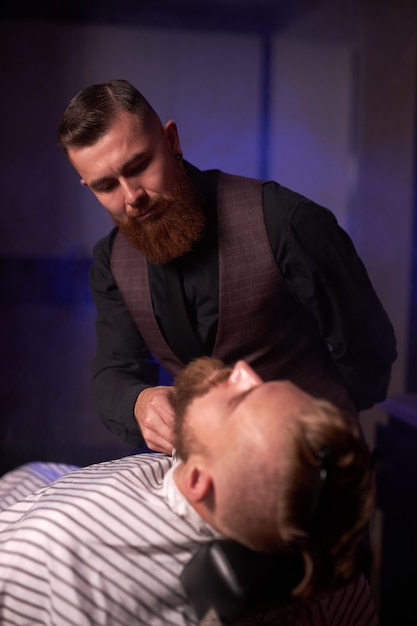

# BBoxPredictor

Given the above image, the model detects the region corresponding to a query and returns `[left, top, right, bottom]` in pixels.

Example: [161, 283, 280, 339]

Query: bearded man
[0, 358, 377, 625]
[58, 79, 397, 453]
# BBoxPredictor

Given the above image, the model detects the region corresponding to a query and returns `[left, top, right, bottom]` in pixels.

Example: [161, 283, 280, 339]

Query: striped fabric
[0, 461, 78, 509]
[0, 455, 214, 625]
[233, 572, 379, 625]
[0, 457, 378, 625]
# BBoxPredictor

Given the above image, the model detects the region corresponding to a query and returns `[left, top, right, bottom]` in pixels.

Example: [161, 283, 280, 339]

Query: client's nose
[229, 361, 263, 390]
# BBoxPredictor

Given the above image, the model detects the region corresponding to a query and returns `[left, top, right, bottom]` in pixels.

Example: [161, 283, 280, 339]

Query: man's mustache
[129, 201, 153, 215]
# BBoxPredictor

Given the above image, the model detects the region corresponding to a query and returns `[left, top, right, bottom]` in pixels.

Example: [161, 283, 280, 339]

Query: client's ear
[182, 463, 213, 504]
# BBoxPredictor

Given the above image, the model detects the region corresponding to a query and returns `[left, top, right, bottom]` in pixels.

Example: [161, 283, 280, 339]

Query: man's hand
[134, 386, 175, 454]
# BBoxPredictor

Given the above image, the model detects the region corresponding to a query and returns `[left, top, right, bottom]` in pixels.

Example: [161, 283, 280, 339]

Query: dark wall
[0, 258, 131, 474]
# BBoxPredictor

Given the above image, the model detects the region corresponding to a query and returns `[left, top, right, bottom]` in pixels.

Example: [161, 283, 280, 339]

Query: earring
[175, 153, 183, 161]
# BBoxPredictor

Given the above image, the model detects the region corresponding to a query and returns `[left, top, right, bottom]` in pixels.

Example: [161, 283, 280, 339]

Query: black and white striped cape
[0, 456, 379, 626]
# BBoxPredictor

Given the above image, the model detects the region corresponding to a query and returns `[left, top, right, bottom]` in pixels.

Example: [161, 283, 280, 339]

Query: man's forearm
[91, 356, 159, 447]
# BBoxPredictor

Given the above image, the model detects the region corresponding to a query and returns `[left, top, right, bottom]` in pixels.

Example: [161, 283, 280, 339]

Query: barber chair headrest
[180, 539, 304, 625]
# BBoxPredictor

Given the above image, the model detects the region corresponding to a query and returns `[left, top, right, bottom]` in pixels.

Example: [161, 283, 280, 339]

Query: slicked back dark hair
[58, 79, 160, 155]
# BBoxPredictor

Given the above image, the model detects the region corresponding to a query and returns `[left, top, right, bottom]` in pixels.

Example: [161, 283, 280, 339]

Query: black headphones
[181, 539, 304, 624]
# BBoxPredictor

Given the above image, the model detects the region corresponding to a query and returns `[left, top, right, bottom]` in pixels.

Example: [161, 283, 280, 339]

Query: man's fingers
[140, 413, 174, 450]
[134, 386, 175, 453]
[142, 432, 174, 455]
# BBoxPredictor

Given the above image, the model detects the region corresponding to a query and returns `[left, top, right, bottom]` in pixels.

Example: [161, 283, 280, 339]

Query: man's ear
[182, 463, 213, 504]
[163, 120, 182, 155]
[80, 178, 88, 188]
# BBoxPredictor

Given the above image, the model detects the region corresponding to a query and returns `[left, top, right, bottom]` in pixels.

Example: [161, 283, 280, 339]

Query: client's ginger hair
[278, 400, 375, 596]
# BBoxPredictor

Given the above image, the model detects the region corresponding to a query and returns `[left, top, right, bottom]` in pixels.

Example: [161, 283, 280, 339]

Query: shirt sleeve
[263, 182, 397, 411]
[89, 230, 159, 447]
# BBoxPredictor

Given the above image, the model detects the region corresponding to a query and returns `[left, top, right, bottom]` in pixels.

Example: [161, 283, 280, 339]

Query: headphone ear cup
[180, 539, 304, 624]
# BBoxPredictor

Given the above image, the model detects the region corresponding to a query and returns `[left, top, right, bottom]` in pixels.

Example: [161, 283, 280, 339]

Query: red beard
[172, 357, 231, 459]
[114, 174, 206, 264]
